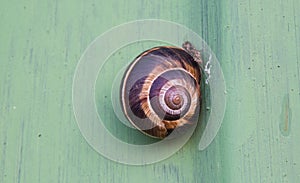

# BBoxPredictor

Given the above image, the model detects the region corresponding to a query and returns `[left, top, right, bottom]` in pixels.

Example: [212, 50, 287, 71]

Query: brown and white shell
[121, 44, 202, 139]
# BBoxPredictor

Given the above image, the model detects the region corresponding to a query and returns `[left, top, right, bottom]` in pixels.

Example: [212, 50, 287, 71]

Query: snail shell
[121, 44, 202, 139]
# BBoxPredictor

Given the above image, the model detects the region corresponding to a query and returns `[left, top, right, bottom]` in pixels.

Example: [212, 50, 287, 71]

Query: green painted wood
[0, 0, 299, 182]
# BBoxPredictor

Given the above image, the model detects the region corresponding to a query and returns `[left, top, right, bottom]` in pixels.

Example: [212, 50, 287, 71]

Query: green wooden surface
[1, 0, 300, 182]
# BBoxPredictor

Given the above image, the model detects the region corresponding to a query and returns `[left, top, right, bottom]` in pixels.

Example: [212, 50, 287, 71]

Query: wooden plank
[0, 0, 299, 182]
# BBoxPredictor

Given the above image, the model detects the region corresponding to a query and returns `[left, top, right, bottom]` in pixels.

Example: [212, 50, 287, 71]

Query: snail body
[121, 43, 202, 138]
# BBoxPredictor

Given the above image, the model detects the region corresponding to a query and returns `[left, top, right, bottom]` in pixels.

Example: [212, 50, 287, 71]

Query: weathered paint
[0, 0, 299, 182]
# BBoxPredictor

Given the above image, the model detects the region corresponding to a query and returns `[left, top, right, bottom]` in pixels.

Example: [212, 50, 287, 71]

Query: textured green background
[0, 0, 299, 182]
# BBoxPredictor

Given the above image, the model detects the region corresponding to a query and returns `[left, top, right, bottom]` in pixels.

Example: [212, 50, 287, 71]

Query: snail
[120, 41, 202, 139]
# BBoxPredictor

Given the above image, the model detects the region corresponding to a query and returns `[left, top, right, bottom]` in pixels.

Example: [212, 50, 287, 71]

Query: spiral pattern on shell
[121, 46, 201, 138]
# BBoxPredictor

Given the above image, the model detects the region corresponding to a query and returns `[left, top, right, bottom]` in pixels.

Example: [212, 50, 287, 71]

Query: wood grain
[0, 0, 299, 182]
